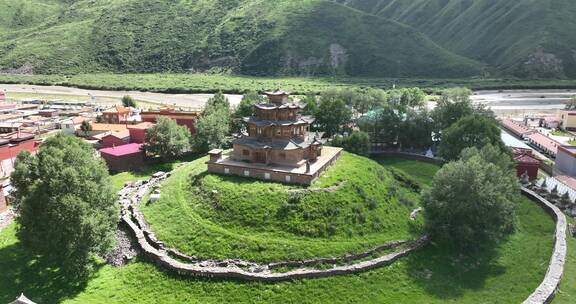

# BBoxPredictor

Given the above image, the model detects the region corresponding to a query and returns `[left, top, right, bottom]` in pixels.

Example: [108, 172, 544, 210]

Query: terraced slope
[336, 0, 576, 78]
[0, 0, 480, 77]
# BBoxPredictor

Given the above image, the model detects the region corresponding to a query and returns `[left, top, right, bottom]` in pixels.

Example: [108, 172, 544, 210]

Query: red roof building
[526, 132, 561, 157]
[100, 130, 131, 148]
[99, 143, 145, 172]
[512, 148, 540, 180]
[0, 132, 40, 177]
[127, 122, 155, 144]
[140, 108, 199, 134]
[500, 119, 536, 138]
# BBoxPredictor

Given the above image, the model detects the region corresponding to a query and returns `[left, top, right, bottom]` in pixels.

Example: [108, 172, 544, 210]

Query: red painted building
[0, 132, 41, 177]
[100, 130, 131, 148]
[140, 108, 199, 134]
[513, 148, 540, 180]
[127, 122, 154, 144]
[99, 143, 145, 172]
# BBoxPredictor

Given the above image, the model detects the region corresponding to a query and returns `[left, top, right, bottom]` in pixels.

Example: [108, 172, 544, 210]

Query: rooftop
[500, 119, 535, 137]
[527, 132, 561, 154]
[127, 121, 155, 130]
[103, 106, 129, 114]
[100, 143, 143, 157]
[91, 123, 129, 132]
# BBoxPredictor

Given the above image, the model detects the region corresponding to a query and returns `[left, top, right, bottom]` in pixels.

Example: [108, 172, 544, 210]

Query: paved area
[0, 208, 14, 231]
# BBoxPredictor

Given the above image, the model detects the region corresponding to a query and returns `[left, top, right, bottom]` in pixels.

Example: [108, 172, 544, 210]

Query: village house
[127, 121, 155, 144]
[60, 116, 93, 134]
[560, 110, 576, 131]
[100, 130, 131, 148]
[207, 90, 341, 185]
[0, 131, 40, 178]
[102, 106, 130, 124]
[99, 143, 145, 172]
[140, 107, 199, 133]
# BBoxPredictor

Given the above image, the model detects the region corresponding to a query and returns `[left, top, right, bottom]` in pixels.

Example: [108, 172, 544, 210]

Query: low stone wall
[118, 170, 429, 281]
[521, 188, 568, 304]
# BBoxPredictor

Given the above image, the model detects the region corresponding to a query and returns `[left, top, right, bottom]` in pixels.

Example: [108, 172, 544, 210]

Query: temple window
[243, 149, 250, 156]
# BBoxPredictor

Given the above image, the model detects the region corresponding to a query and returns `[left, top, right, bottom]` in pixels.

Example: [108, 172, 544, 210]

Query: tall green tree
[439, 114, 505, 160]
[144, 116, 191, 160]
[234, 91, 263, 118]
[194, 92, 231, 152]
[398, 108, 434, 149]
[422, 146, 518, 249]
[80, 120, 92, 137]
[121, 95, 137, 108]
[301, 93, 319, 116]
[315, 95, 352, 136]
[11, 134, 118, 277]
[431, 88, 475, 131]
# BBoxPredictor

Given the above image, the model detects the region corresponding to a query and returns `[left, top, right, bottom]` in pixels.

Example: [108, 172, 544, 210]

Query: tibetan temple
[207, 90, 342, 184]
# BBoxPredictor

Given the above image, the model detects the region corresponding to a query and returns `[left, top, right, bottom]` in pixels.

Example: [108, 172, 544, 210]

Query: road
[472, 89, 576, 116]
[0, 84, 243, 109]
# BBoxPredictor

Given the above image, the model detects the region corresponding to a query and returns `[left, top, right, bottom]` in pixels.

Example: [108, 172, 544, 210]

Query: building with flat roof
[555, 145, 576, 176]
[140, 107, 199, 133]
[127, 122, 155, 144]
[100, 143, 145, 172]
[207, 91, 341, 185]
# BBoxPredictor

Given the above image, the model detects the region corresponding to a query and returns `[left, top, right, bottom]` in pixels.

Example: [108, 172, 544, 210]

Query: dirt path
[0, 208, 14, 231]
[0, 84, 243, 109]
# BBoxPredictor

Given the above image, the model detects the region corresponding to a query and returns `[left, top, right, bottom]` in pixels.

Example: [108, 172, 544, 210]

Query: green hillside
[0, 0, 480, 77]
[336, 0, 576, 78]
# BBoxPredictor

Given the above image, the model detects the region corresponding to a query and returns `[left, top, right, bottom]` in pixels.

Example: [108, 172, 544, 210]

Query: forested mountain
[3, 0, 576, 79]
[0, 0, 479, 77]
[336, 0, 576, 78]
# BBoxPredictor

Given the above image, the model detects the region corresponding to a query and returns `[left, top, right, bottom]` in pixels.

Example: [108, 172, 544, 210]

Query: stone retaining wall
[521, 188, 568, 304]
[118, 171, 429, 281]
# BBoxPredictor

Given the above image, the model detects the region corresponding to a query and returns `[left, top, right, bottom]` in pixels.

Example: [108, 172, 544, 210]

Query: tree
[80, 120, 92, 137]
[315, 95, 352, 136]
[11, 134, 118, 277]
[144, 116, 191, 160]
[121, 95, 137, 108]
[232, 91, 262, 133]
[460, 144, 515, 172]
[332, 131, 371, 156]
[422, 148, 518, 249]
[439, 114, 506, 160]
[193, 92, 231, 153]
[431, 88, 475, 132]
[398, 108, 434, 149]
[234, 91, 263, 118]
[358, 106, 401, 146]
[565, 96, 576, 110]
[301, 93, 318, 116]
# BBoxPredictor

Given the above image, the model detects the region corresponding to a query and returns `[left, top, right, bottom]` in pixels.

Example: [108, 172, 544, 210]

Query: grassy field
[0, 156, 569, 303]
[3, 73, 576, 96]
[140, 153, 425, 261]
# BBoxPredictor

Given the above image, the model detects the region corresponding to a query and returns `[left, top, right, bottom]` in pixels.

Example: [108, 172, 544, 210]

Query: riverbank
[3, 73, 576, 95]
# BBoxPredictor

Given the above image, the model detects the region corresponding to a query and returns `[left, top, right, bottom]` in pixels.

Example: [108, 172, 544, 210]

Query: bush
[332, 131, 370, 156]
[423, 145, 518, 249]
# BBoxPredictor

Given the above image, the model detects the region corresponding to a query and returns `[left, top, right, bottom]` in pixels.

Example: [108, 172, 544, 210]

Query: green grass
[140, 152, 424, 261]
[374, 156, 441, 187]
[552, 130, 573, 137]
[0, 156, 570, 303]
[0, 194, 560, 304]
[4, 73, 576, 97]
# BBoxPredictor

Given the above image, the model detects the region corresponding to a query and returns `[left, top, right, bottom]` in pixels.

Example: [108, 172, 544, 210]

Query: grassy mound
[140, 152, 425, 261]
[0, 157, 565, 303]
